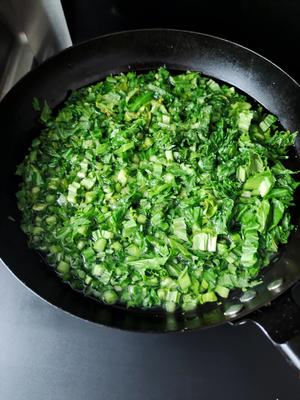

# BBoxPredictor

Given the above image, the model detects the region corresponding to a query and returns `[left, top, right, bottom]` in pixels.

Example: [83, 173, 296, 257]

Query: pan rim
[1, 28, 299, 104]
[1, 28, 300, 332]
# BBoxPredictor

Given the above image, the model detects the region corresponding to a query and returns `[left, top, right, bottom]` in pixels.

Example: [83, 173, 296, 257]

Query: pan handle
[246, 281, 300, 372]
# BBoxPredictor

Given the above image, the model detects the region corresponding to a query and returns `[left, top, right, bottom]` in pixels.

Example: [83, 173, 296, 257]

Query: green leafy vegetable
[16, 68, 298, 312]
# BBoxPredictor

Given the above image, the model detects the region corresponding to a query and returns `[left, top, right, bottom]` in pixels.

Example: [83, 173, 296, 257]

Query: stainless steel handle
[248, 282, 300, 372]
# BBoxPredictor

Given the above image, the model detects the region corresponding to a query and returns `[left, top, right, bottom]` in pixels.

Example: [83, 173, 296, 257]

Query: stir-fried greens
[16, 68, 298, 312]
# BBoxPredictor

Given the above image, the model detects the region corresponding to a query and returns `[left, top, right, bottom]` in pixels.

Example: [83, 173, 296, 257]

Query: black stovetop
[62, 0, 300, 82]
[1, 265, 300, 400]
[1, 1, 300, 399]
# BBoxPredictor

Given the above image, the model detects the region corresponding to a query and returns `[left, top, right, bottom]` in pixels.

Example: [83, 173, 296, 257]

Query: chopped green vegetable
[243, 172, 275, 197]
[172, 217, 188, 241]
[259, 114, 277, 132]
[16, 68, 298, 313]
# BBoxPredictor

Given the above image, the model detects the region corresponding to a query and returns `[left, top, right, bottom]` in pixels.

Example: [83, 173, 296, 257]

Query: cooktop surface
[1, 265, 300, 400]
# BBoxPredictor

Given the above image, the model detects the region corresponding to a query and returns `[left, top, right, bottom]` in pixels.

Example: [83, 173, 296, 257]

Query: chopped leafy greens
[16, 68, 298, 312]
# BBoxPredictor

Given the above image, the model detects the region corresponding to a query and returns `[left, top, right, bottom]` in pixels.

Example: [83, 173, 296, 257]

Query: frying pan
[1, 29, 300, 371]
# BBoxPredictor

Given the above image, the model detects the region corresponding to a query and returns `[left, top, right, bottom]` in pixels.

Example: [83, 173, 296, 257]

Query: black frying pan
[1, 29, 300, 371]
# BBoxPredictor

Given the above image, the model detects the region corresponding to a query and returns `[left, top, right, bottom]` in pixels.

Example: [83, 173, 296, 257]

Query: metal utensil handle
[278, 338, 300, 371]
[249, 282, 300, 371]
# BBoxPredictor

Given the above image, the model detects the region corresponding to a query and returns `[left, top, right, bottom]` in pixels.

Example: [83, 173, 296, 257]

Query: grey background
[1, 264, 300, 400]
